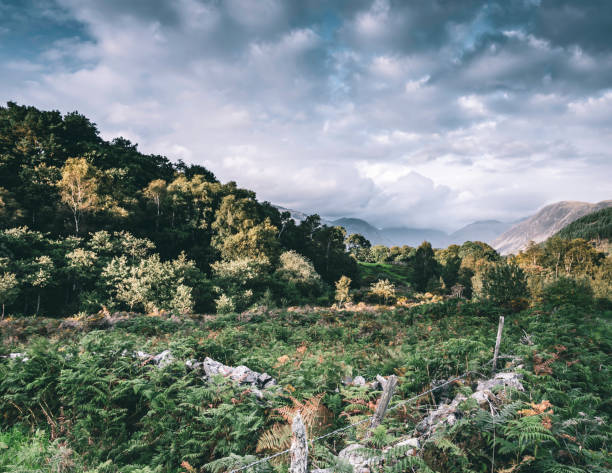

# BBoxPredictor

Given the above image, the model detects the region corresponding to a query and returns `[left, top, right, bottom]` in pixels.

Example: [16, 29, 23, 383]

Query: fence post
[365, 375, 398, 439]
[290, 412, 308, 473]
[492, 316, 505, 373]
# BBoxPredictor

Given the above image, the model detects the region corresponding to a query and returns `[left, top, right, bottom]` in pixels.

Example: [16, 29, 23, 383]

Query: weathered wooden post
[290, 412, 308, 473]
[492, 316, 504, 373]
[365, 375, 398, 439]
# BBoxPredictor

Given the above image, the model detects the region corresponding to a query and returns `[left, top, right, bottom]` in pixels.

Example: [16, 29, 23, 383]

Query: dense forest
[0, 102, 360, 317]
[555, 207, 612, 242]
[1, 103, 611, 473]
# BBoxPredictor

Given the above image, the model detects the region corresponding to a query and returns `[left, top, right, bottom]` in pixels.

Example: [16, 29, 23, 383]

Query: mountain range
[492, 200, 612, 254]
[276, 199, 612, 253]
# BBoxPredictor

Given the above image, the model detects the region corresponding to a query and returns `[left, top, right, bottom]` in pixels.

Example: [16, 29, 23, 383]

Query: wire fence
[228, 356, 501, 473]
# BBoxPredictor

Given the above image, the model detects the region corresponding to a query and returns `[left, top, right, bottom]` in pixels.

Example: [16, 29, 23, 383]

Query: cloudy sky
[1, 0, 611, 231]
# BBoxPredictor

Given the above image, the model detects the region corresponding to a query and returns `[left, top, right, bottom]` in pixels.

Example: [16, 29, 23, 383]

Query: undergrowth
[1, 300, 610, 472]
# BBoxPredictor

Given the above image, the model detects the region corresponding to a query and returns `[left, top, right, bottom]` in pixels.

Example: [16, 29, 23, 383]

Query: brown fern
[256, 394, 332, 456]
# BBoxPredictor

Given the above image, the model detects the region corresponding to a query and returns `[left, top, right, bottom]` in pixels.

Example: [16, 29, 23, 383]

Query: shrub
[274, 251, 322, 299]
[478, 263, 528, 309]
[541, 276, 594, 308]
[334, 276, 352, 307]
[368, 279, 396, 304]
[215, 294, 236, 314]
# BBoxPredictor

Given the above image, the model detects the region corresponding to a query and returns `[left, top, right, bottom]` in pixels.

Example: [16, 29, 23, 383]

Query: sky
[1, 0, 611, 231]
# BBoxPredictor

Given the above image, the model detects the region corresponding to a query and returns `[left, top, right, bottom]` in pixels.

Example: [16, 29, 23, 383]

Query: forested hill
[555, 207, 612, 241]
[0, 102, 358, 315]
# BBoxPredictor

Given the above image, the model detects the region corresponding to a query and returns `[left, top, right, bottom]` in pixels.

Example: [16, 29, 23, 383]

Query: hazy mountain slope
[330, 218, 389, 245]
[380, 227, 449, 248]
[555, 207, 612, 241]
[275, 204, 515, 248]
[448, 220, 513, 245]
[494, 200, 612, 254]
[273, 205, 313, 224]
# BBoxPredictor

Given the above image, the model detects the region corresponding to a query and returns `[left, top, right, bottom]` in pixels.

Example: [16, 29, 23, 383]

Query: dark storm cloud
[532, 0, 612, 53]
[1, 0, 611, 230]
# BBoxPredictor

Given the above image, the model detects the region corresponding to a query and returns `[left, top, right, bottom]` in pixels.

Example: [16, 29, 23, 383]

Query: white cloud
[2, 0, 611, 232]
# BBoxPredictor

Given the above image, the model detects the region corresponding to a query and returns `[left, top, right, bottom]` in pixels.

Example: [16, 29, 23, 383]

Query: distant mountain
[276, 205, 515, 248]
[379, 227, 448, 248]
[330, 218, 390, 245]
[555, 207, 612, 241]
[275, 205, 512, 248]
[273, 205, 313, 224]
[493, 200, 612, 255]
[448, 220, 514, 245]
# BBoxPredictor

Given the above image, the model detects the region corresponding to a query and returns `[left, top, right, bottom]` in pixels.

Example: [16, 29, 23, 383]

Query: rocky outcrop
[185, 356, 276, 398]
[0, 352, 29, 362]
[324, 371, 524, 472]
[342, 374, 390, 391]
[417, 371, 523, 438]
[130, 350, 277, 398]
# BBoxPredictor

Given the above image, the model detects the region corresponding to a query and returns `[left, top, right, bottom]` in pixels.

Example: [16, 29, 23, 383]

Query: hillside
[330, 217, 390, 245]
[493, 200, 612, 254]
[556, 207, 612, 241]
[448, 219, 513, 245]
[380, 226, 448, 247]
[281, 209, 514, 247]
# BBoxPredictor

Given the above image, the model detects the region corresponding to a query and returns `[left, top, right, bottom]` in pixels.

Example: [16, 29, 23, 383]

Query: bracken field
[1, 296, 611, 473]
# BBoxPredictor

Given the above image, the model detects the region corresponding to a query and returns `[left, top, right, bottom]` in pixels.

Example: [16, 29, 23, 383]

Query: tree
[541, 276, 593, 308]
[413, 242, 440, 292]
[28, 255, 54, 315]
[58, 157, 100, 235]
[143, 179, 167, 231]
[0, 187, 24, 227]
[370, 245, 391, 263]
[347, 233, 371, 261]
[335, 276, 352, 307]
[369, 279, 396, 304]
[211, 257, 272, 312]
[543, 237, 568, 279]
[102, 252, 205, 313]
[0, 271, 18, 319]
[212, 195, 280, 262]
[274, 251, 322, 298]
[516, 241, 545, 268]
[479, 263, 528, 309]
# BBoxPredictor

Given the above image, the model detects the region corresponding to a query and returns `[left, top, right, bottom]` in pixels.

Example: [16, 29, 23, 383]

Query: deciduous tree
[58, 157, 100, 235]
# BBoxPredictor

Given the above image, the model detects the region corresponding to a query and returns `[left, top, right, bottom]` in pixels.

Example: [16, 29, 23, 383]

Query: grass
[357, 261, 413, 287]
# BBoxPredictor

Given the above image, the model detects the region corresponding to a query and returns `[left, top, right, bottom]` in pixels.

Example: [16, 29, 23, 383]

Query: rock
[475, 372, 524, 393]
[383, 437, 419, 457]
[416, 394, 466, 436]
[153, 350, 174, 368]
[230, 365, 258, 384]
[471, 390, 491, 405]
[342, 376, 353, 385]
[343, 374, 388, 391]
[353, 376, 366, 387]
[2, 353, 29, 362]
[190, 356, 277, 392]
[470, 372, 523, 405]
[185, 359, 202, 371]
[397, 437, 419, 449]
[202, 357, 224, 377]
[251, 387, 265, 400]
[338, 444, 376, 473]
[135, 350, 150, 359]
[257, 372, 275, 388]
